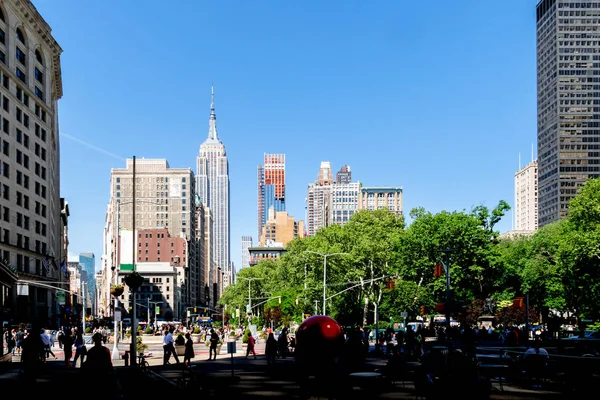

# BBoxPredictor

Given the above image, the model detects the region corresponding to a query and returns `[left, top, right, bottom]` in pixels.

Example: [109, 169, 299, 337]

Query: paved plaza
[0, 338, 571, 399]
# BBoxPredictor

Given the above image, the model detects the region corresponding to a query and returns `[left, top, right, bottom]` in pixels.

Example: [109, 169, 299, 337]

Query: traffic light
[194, 307, 197, 313]
[278, 297, 281, 304]
[420, 305, 426, 315]
[434, 263, 444, 277]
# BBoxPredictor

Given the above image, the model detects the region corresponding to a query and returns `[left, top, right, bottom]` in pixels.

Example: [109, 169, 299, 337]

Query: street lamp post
[112, 156, 170, 366]
[239, 277, 264, 324]
[304, 251, 348, 316]
[147, 298, 161, 326]
[131, 155, 137, 367]
[112, 294, 120, 360]
[439, 248, 456, 333]
[81, 281, 87, 333]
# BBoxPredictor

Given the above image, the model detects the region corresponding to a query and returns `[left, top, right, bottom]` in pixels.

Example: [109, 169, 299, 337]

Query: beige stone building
[358, 187, 403, 216]
[514, 159, 538, 232]
[0, 0, 64, 328]
[259, 207, 304, 247]
[102, 158, 201, 322]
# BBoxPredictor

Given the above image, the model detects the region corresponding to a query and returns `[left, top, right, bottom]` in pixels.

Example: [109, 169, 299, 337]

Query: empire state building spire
[208, 85, 219, 141]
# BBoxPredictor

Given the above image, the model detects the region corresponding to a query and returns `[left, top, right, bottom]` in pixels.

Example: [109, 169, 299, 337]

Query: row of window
[115, 176, 188, 184]
[0, 250, 49, 276]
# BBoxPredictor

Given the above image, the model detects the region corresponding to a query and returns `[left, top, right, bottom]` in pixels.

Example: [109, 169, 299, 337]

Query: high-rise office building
[104, 158, 197, 318]
[257, 153, 286, 238]
[79, 253, 96, 314]
[196, 87, 231, 296]
[331, 181, 360, 226]
[336, 165, 352, 184]
[515, 159, 538, 232]
[306, 162, 334, 236]
[0, 0, 64, 328]
[241, 236, 252, 270]
[536, 0, 600, 226]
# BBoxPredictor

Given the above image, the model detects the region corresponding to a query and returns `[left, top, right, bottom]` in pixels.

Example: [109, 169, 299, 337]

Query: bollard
[123, 350, 129, 367]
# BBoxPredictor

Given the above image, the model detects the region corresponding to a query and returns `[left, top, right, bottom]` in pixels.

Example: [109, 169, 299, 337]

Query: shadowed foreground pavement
[0, 350, 568, 399]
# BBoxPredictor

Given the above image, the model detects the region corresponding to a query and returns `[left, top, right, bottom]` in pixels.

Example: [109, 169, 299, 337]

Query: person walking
[245, 332, 257, 359]
[56, 327, 65, 349]
[14, 328, 25, 356]
[83, 332, 112, 370]
[41, 329, 57, 360]
[62, 328, 74, 368]
[183, 332, 195, 367]
[82, 332, 120, 400]
[208, 329, 219, 360]
[20, 326, 43, 383]
[73, 329, 87, 368]
[278, 327, 289, 359]
[162, 326, 180, 365]
[265, 332, 277, 364]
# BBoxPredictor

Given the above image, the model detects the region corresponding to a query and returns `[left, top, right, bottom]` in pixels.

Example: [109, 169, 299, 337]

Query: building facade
[103, 158, 197, 323]
[194, 197, 214, 308]
[79, 252, 95, 315]
[241, 235, 252, 270]
[259, 208, 305, 247]
[536, 0, 600, 226]
[336, 165, 352, 184]
[331, 181, 360, 226]
[515, 159, 539, 232]
[116, 262, 178, 322]
[248, 244, 287, 266]
[358, 187, 404, 216]
[306, 162, 334, 236]
[257, 153, 286, 238]
[195, 87, 231, 297]
[0, 0, 64, 329]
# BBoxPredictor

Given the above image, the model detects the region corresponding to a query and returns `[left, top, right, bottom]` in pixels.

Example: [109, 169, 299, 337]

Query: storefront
[0, 259, 18, 359]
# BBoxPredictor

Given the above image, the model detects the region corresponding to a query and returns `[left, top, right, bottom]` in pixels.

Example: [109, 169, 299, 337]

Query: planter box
[191, 334, 202, 344]
[174, 344, 185, 356]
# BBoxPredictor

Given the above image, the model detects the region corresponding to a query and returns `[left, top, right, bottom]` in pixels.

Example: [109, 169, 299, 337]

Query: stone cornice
[11, 0, 63, 99]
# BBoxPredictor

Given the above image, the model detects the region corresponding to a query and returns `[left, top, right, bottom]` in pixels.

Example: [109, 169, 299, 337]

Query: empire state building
[196, 87, 231, 295]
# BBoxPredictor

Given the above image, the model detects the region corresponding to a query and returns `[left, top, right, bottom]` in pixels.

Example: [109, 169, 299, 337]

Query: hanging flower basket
[110, 285, 125, 297]
[123, 271, 144, 290]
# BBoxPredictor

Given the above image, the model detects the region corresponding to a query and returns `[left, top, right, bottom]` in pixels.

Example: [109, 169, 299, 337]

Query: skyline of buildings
[536, 0, 600, 227]
[4, 0, 600, 332]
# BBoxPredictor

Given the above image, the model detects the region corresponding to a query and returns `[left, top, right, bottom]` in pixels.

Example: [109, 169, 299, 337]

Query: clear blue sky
[33, 0, 539, 271]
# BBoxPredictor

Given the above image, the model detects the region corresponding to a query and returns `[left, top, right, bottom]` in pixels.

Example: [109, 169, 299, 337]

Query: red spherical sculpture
[294, 315, 345, 371]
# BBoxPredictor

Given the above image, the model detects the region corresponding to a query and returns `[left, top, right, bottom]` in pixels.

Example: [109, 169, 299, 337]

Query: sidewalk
[0, 348, 567, 399]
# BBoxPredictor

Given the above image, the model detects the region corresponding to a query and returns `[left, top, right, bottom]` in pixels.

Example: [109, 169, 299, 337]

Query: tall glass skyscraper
[536, 0, 600, 226]
[257, 154, 286, 238]
[79, 253, 96, 314]
[196, 87, 231, 290]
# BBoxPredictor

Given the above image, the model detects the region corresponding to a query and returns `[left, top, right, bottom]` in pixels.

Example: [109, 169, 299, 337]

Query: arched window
[35, 49, 43, 65]
[16, 27, 25, 44]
